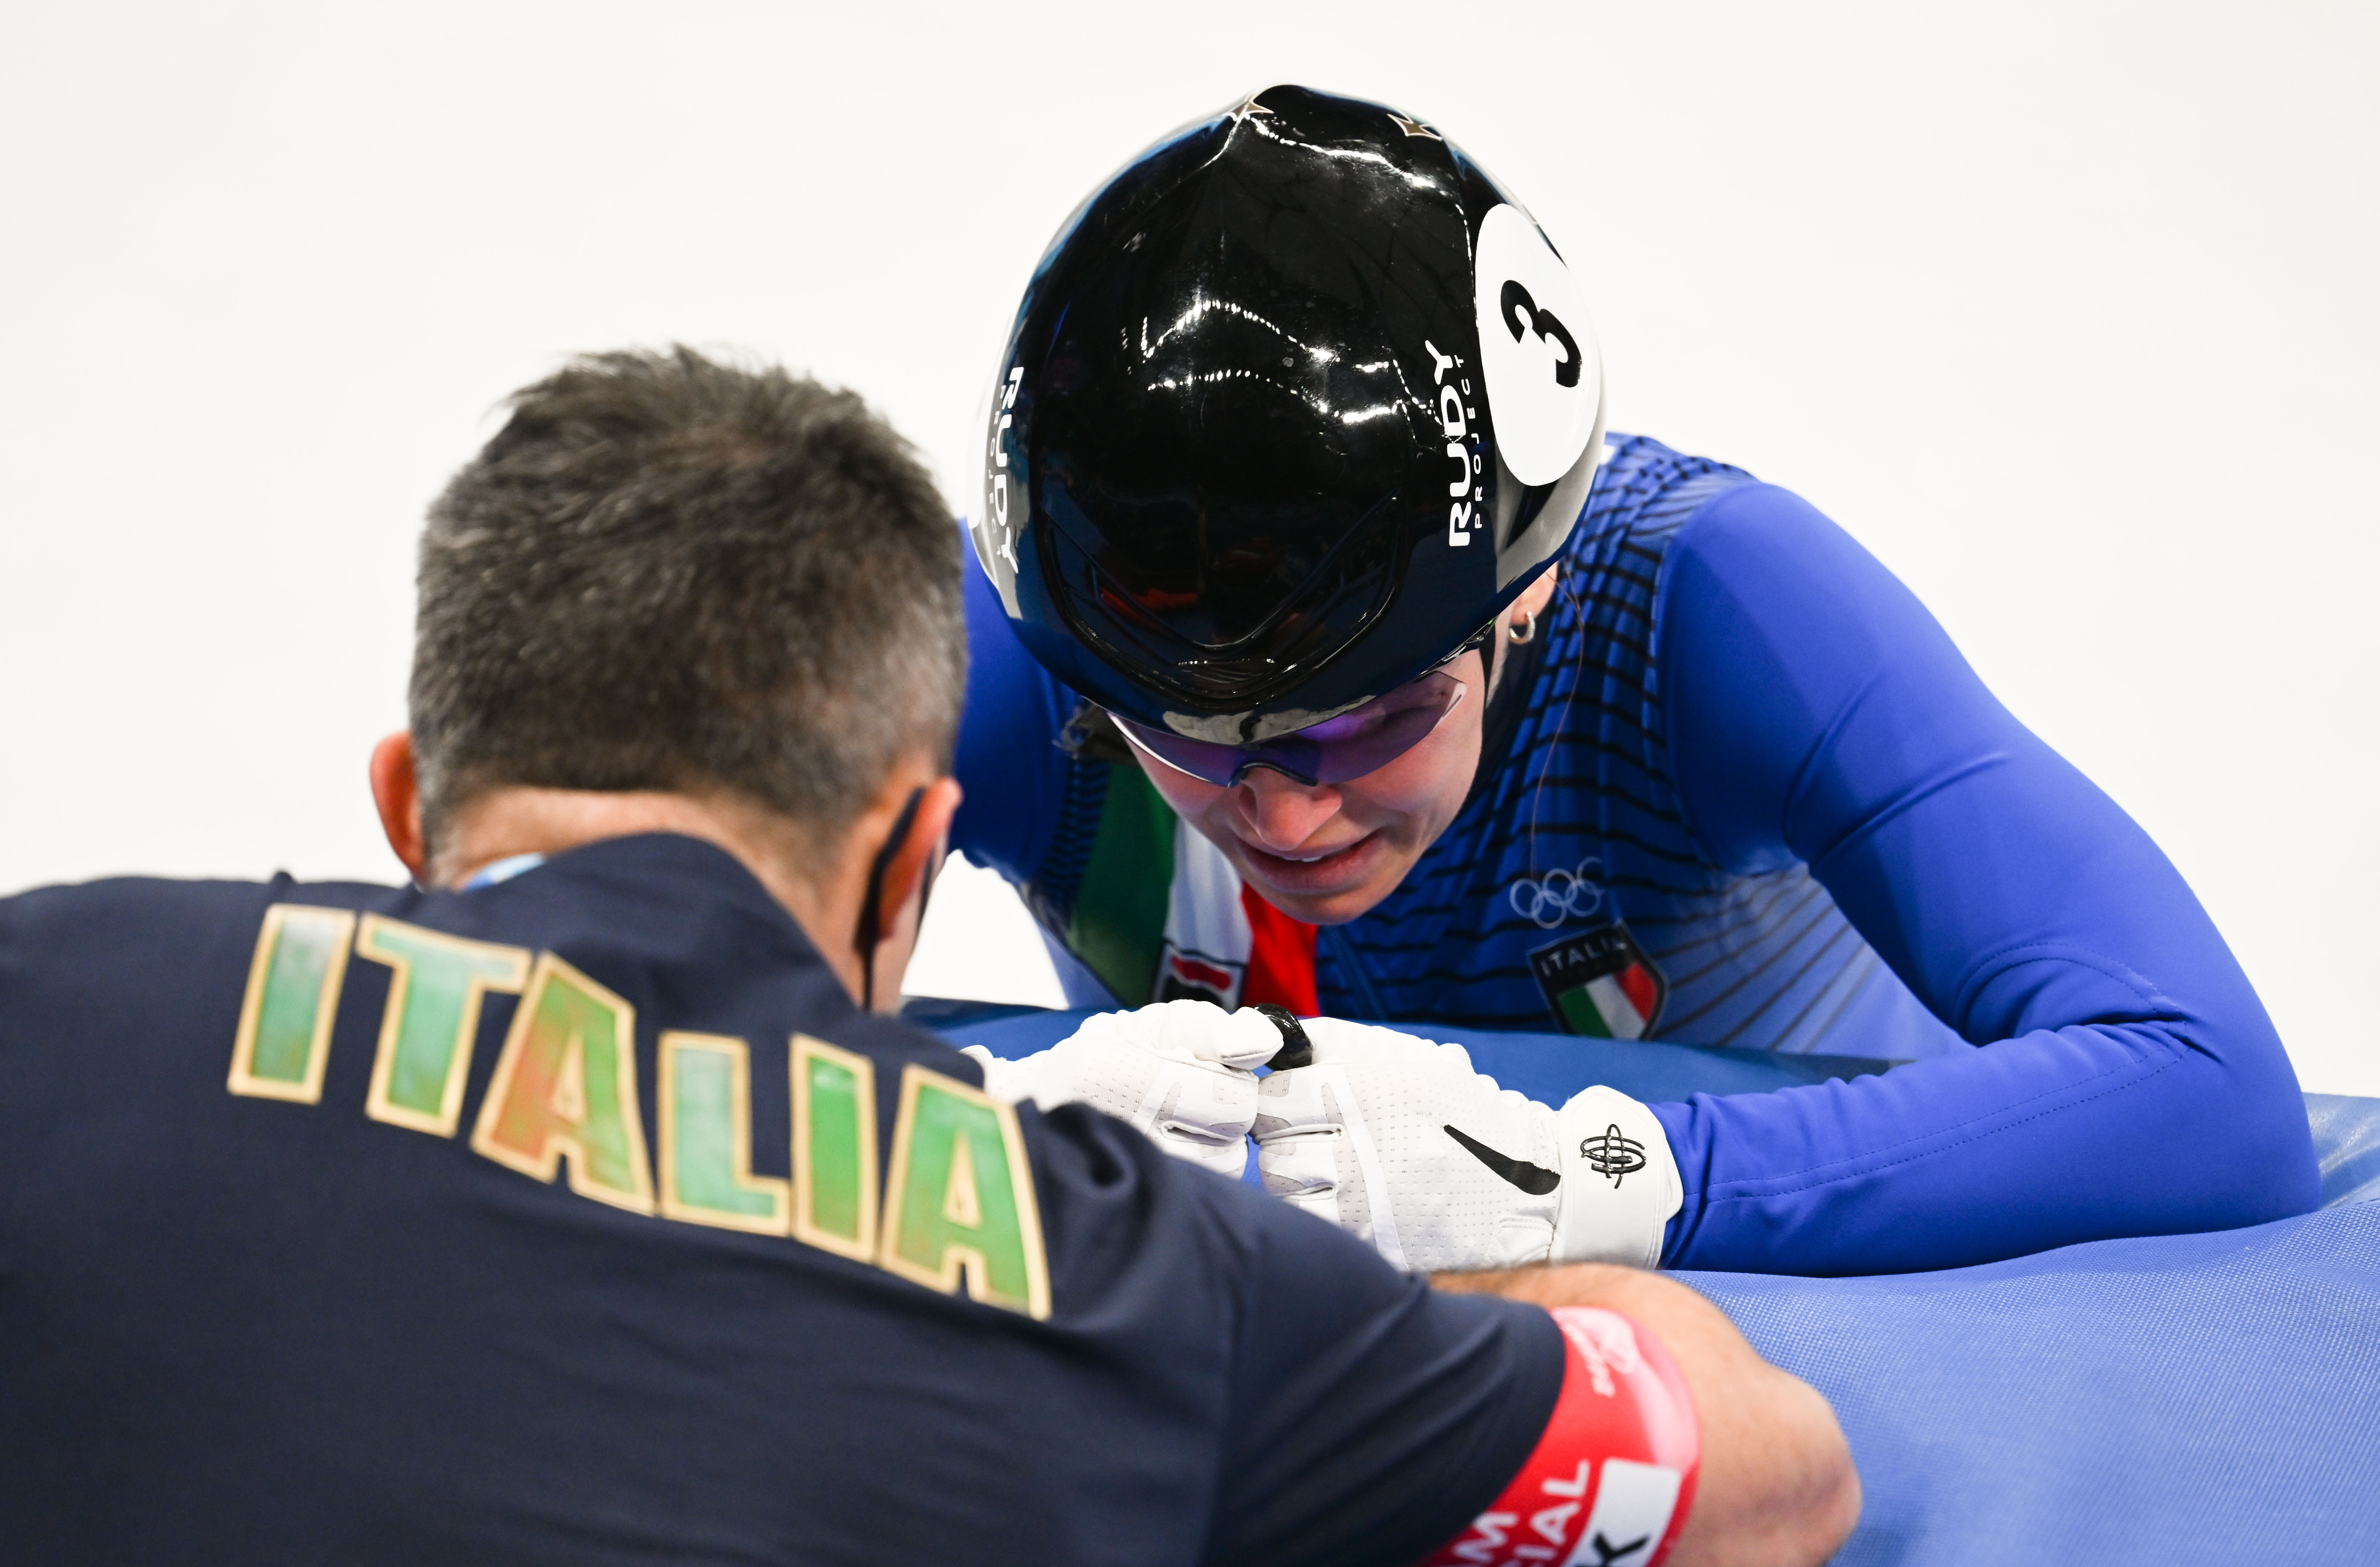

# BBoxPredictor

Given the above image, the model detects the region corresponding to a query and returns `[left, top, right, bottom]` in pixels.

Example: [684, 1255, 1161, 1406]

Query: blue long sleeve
[951, 540, 1073, 887]
[1650, 484, 2319, 1273]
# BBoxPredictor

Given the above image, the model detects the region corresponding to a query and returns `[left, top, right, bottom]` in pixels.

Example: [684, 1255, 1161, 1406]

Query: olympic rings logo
[1507, 859, 1606, 928]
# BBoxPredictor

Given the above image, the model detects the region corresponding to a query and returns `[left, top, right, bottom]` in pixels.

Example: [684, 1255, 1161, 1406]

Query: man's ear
[879, 777, 964, 918]
[368, 732, 429, 883]
[865, 776, 964, 1012]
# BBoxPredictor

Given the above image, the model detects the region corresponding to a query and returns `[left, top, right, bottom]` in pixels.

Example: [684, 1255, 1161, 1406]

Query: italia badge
[1528, 920, 1667, 1040]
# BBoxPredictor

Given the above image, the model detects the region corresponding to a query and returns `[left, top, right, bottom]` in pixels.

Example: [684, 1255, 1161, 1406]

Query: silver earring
[1508, 609, 1536, 645]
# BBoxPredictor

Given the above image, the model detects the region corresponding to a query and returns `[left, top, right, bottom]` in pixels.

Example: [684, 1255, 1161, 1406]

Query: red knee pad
[1420, 1306, 1700, 1567]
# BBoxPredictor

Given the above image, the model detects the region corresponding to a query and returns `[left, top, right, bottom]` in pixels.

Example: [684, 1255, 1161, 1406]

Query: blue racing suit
[952, 435, 2319, 1273]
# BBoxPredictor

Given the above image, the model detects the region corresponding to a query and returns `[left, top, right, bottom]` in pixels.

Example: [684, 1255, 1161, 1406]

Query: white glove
[1250, 1017, 1681, 1272]
[959, 999, 1282, 1178]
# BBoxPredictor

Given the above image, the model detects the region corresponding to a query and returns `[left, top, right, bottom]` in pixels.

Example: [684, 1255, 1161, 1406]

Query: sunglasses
[1110, 665, 1472, 787]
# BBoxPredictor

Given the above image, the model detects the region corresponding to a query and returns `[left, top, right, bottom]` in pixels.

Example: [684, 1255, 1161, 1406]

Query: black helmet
[974, 84, 1605, 745]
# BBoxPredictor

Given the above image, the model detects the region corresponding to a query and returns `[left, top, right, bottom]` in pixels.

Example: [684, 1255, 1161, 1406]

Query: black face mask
[853, 786, 935, 1014]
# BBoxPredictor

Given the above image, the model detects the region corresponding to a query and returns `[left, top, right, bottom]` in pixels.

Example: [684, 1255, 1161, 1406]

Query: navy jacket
[0, 834, 1555, 1564]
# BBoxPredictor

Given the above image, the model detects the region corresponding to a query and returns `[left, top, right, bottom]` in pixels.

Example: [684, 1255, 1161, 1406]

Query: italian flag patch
[1155, 826, 1318, 1016]
[1528, 921, 1667, 1039]
[1060, 764, 1317, 1015]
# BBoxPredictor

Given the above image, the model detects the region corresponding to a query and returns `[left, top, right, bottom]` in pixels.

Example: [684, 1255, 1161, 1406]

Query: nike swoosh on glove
[960, 999, 1279, 1179]
[1251, 1018, 1682, 1271]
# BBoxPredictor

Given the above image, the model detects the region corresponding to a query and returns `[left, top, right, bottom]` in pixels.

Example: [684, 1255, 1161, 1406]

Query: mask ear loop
[855, 785, 928, 1012]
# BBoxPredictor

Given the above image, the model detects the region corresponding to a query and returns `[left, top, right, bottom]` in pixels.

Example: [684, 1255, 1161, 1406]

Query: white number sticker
[1472, 204, 1600, 487]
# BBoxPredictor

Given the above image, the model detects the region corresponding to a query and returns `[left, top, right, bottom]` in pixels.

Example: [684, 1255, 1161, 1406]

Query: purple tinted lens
[1113, 673, 1467, 786]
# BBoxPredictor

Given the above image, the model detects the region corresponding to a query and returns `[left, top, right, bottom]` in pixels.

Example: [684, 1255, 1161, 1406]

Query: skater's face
[1128, 569, 1557, 927]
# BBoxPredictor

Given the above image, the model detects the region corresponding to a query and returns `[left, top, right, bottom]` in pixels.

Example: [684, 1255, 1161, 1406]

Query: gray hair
[409, 346, 965, 863]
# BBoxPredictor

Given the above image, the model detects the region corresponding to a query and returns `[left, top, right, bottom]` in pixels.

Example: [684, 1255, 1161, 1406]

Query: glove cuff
[957, 1043, 1043, 1107]
[1550, 1086, 1682, 1269]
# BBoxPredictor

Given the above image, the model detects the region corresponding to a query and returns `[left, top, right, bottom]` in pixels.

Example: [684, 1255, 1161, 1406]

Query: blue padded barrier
[930, 1005, 1898, 1102]
[928, 1005, 2376, 1209]
[2309, 1094, 2380, 1210]
[925, 1003, 2380, 1561]
[1685, 1209, 2380, 1564]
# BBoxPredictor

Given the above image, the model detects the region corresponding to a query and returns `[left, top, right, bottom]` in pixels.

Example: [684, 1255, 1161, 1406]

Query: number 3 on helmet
[976, 84, 1607, 752]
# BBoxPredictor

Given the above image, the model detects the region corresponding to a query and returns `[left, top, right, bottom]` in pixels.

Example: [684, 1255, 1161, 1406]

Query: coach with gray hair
[0, 347, 1852, 1565]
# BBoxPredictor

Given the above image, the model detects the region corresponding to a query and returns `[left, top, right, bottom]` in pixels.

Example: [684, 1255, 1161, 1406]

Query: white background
[4, 3, 2373, 1090]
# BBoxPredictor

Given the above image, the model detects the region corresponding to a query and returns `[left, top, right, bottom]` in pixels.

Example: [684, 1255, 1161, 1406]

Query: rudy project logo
[1528, 921, 1666, 1040]
[1423, 336, 1486, 548]
[974, 366, 1024, 587]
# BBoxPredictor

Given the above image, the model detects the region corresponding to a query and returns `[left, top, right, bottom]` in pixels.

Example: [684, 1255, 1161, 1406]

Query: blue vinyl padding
[2310, 1093, 2380, 1210]
[928, 1005, 2380, 1561]
[932, 1005, 1900, 1102]
[1688, 1208, 2380, 1564]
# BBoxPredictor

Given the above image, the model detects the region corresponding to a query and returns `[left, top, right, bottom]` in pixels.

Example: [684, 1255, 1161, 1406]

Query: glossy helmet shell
[974, 84, 1605, 745]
